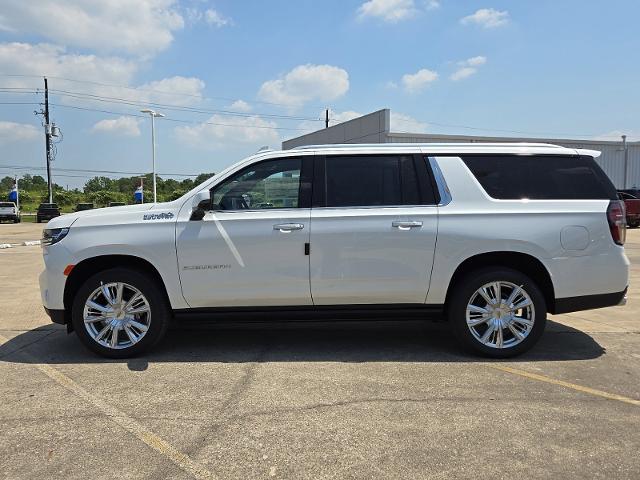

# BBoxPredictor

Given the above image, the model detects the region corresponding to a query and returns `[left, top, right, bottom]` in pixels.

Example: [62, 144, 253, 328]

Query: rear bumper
[553, 288, 628, 314]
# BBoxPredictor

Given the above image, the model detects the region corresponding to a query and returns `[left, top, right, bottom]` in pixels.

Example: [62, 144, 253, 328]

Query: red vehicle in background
[618, 191, 640, 228]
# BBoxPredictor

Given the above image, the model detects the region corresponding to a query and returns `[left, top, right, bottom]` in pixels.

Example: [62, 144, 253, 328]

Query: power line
[0, 73, 326, 110]
[0, 102, 41, 105]
[0, 164, 200, 177]
[47, 89, 322, 122]
[49, 103, 310, 131]
[1, 79, 630, 140]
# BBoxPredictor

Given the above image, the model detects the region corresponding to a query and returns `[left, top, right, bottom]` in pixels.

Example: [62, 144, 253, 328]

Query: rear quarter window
[461, 155, 618, 200]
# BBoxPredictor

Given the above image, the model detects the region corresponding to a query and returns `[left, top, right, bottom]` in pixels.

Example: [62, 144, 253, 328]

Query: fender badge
[143, 212, 174, 220]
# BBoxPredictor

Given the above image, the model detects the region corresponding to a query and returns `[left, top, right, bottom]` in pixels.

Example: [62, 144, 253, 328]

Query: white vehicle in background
[39, 143, 629, 358]
[0, 202, 20, 223]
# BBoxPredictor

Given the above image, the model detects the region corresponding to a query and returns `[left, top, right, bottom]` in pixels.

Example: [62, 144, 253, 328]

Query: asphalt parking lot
[1, 223, 639, 480]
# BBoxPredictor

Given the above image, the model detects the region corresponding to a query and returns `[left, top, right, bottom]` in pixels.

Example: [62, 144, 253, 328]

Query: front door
[176, 156, 313, 308]
[309, 154, 438, 305]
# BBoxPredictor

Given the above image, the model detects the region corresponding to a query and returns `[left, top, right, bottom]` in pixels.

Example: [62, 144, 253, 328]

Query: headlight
[42, 228, 69, 246]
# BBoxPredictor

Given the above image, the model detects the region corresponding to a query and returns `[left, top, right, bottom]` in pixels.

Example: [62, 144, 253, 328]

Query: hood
[46, 202, 159, 229]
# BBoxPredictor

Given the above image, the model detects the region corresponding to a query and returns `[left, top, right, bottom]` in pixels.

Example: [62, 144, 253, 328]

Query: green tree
[84, 176, 114, 193]
[193, 173, 215, 186]
[0, 176, 14, 191]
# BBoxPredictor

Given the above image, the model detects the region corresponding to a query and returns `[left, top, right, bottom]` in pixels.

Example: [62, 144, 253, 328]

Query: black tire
[448, 267, 546, 358]
[71, 268, 170, 358]
[628, 221, 639, 229]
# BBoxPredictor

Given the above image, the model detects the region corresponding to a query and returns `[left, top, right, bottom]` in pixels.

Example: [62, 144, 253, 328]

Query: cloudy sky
[0, 0, 638, 187]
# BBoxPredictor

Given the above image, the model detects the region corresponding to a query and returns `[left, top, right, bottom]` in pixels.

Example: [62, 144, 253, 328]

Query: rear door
[309, 154, 439, 305]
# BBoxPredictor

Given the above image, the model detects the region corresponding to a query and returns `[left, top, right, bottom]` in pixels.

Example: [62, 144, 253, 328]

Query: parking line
[489, 364, 640, 407]
[0, 334, 217, 480]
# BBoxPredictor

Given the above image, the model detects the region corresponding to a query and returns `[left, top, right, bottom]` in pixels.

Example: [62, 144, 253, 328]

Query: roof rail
[290, 142, 566, 150]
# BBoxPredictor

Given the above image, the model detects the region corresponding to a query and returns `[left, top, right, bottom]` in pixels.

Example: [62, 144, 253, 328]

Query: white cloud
[0, 121, 40, 144]
[0, 42, 137, 88]
[228, 100, 252, 113]
[391, 112, 428, 133]
[425, 0, 441, 10]
[0, 0, 185, 56]
[91, 116, 141, 137]
[401, 68, 438, 93]
[329, 110, 364, 125]
[461, 8, 509, 29]
[204, 8, 232, 27]
[450, 67, 477, 81]
[461, 55, 487, 67]
[175, 115, 280, 150]
[0, 43, 206, 109]
[258, 64, 349, 108]
[358, 0, 420, 22]
[450, 56, 487, 81]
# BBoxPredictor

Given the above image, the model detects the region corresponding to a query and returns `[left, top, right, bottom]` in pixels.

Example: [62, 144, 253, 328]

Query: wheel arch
[63, 254, 171, 328]
[444, 251, 557, 314]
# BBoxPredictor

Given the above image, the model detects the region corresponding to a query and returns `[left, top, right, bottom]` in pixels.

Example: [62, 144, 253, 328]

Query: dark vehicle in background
[109, 202, 126, 207]
[618, 191, 640, 228]
[75, 203, 94, 212]
[36, 203, 61, 223]
[0, 202, 20, 223]
[619, 189, 640, 198]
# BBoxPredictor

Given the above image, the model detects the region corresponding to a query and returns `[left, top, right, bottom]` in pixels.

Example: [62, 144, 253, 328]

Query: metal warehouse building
[283, 109, 640, 190]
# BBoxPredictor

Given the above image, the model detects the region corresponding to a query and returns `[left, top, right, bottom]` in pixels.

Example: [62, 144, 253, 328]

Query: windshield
[0, 202, 15, 207]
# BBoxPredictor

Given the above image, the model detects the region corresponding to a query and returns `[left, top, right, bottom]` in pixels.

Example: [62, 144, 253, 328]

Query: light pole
[140, 109, 165, 203]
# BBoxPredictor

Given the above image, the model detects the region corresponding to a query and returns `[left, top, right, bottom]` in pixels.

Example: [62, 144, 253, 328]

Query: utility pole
[325, 108, 329, 128]
[622, 134, 629, 190]
[15, 176, 19, 211]
[44, 77, 53, 203]
[140, 109, 164, 203]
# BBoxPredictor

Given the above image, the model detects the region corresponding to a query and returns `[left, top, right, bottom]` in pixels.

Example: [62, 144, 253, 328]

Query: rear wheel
[448, 267, 546, 358]
[71, 268, 169, 358]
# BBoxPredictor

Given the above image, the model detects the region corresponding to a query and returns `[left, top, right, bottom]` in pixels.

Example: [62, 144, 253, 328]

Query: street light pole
[140, 109, 165, 203]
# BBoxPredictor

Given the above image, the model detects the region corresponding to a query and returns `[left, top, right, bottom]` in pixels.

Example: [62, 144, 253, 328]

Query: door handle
[273, 223, 304, 232]
[392, 220, 423, 230]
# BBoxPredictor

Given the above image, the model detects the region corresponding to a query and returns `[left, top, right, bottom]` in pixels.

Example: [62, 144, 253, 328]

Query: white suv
[39, 144, 629, 358]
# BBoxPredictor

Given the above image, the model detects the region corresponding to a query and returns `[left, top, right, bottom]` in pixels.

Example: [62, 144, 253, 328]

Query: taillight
[607, 200, 626, 246]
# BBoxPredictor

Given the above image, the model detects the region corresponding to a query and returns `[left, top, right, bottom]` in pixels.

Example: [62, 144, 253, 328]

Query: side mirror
[190, 208, 206, 221]
[190, 190, 211, 221]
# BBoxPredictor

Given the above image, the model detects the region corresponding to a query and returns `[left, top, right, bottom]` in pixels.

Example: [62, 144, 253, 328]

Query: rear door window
[461, 155, 617, 200]
[322, 155, 434, 207]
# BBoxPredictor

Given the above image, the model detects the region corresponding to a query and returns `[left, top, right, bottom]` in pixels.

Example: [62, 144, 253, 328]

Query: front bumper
[44, 307, 67, 325]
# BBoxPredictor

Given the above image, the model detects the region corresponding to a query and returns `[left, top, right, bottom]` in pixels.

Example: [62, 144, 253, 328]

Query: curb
[0, 240, 41, 249]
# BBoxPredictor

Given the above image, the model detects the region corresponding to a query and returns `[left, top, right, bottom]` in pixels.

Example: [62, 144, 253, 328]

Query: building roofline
[388, 131, 638, 146]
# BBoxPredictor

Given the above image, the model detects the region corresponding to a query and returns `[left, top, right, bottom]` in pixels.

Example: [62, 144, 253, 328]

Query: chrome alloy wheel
[465, 281, 535, 349]
[83, 282, 151, 350]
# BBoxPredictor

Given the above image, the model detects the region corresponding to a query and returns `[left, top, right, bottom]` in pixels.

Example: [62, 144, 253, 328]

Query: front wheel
[71, 268, 169, 358]
[448, 267, 546, 358]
